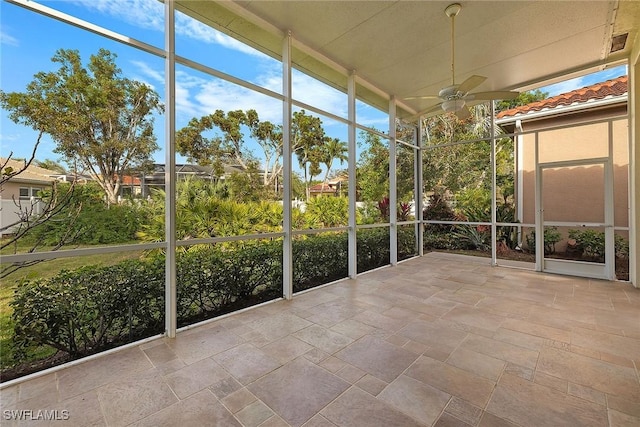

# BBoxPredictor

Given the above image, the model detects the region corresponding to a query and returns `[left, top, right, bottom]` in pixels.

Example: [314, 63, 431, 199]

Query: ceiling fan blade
[466, 90, 520, 101]
[406, 103, 444, 121]
[403, 94, 440, 100]
[455, 105, 471, 120]
[457, 75, 487, 94]
[421, 103, 445, 115]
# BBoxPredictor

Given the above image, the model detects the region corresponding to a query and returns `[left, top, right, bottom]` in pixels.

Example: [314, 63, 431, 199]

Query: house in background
[117, 163, 261, 198]
[0, 158, 61, 235]
[496, 76, 629, 279]
[309, 175, 348, 197]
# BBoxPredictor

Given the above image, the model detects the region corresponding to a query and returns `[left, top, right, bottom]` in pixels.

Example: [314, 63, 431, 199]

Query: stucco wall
[516, 107, 629, 253]
[631, 38, 640, 287]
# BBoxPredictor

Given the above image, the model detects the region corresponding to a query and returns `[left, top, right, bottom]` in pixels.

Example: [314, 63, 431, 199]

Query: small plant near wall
[452, 225, 490, 251]
[377, 197, 390, 221]
[568, 229, 630, 260]
[568, 229, 605, 259]
[397, 201, 413, 221]
[525, 227, 562, 255]
[614, 235, 630, 259]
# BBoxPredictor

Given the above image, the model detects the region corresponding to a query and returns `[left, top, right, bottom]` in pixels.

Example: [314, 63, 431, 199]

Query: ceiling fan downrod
[445, 3, 462, 87]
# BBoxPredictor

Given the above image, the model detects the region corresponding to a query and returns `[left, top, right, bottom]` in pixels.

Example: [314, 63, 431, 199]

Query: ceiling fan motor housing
[438, 85, 461, 100]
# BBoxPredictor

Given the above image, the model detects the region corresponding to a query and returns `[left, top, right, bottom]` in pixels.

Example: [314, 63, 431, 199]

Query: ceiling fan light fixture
[441, 99, 465, 113]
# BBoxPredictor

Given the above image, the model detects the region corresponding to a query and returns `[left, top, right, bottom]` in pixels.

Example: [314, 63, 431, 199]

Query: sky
[0, 0, 629, 174]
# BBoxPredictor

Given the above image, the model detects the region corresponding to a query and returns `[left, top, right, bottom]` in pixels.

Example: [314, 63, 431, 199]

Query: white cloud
[71, 0, 266, 57]
[0, 132, 20, 142]
[193, 79, 283, 123]
[292, 70, 348, 119]
[540, 76, 587, 97]
[128, 60, 164, 91]
[71, 0, 163, 30]
[174, 14, 267, 58]
[0, 29, 19, 46]
[540, 65, 627, 97]
[130, 60, 164, 83]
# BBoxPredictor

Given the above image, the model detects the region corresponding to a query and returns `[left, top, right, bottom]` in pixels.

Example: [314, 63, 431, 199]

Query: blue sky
[0, 0, 628, 172]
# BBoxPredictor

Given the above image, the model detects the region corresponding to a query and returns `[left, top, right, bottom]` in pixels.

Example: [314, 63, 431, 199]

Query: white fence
[0, 198, 44, 237]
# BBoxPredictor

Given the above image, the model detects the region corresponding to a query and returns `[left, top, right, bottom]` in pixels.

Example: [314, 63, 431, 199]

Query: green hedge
[9, 228, 418, 372]
[293, 233, 348, 292]
[11, 257, 165, 360]
[177, 242, 282, 326]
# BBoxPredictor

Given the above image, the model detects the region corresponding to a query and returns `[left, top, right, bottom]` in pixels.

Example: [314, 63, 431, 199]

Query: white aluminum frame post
[282, 31, 293, 299]
[164, 0, 177, 338]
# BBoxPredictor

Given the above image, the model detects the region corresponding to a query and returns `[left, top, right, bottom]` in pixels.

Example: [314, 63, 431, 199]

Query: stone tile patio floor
[2, 252, 640, 426]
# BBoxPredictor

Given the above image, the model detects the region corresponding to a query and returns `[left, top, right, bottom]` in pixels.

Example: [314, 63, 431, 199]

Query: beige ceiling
[176, 1, 640, 119]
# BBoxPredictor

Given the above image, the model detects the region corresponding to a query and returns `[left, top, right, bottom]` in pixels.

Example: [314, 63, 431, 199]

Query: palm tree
[320, 138, 348, 195]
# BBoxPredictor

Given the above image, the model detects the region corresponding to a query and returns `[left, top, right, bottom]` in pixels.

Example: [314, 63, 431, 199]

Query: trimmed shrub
[9, 229, 417, 372]
[568, 229, 630, 260]
[11, 257, 165, 359]
[293, 233, 348, 292]
[176, 241, 282, 326]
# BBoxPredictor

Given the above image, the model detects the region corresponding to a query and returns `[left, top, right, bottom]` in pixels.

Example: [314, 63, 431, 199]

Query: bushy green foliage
[356, 130, 389, 202]
[305, 196, 349, 228]
[356, 228, 391, 271]
[455, 188, 491, 221]
[424, 193, 457, 226]
[176, 242, 282, 325]
[8, 228, 417, 370]
[568, 229, 630, 260]
[293, 233, 348, 292]
[137, 179, 283, 244]
[568, 229, 605, 259]
[423, 232, 465, 251]
[357, 227, 416, 271]
[356, 201, 381, 224]
[25, 182, 143, 245]
[525, 227, 562, 255]
[11, 257, 165, 359]
[615, 235, 630, 259]
[495, 202, 518, 249]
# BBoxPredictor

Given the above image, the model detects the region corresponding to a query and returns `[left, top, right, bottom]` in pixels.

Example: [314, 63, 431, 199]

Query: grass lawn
[0, 242, 144, 371]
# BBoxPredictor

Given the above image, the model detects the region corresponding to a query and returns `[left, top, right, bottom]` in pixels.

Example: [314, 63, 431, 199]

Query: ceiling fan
[406, 3, 519, 120]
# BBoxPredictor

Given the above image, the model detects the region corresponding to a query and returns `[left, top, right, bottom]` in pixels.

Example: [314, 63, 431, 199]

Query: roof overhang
[495, 94, 628, 125]
[175, 1, 640, 121]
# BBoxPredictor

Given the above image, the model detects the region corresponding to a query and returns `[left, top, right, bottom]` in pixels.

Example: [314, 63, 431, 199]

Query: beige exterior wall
[630, 39, 640, 287]
[0, 180, 49, 201]
[515, 104, 629, 252]
[0, 177, 53, 235]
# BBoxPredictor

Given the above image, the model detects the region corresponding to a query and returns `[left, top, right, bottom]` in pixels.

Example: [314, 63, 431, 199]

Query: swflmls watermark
[3, 409, 70, 421]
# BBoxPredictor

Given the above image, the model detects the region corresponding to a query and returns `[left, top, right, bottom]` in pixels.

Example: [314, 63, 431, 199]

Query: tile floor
[1, 252, 639, 427]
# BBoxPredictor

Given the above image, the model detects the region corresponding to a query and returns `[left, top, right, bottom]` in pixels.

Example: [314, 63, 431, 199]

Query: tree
[0, 49, 163, 205]
[356, 130, 389, 202]
[319, 138, 348, 195]
[396, 143, 415, 202]
[35, 159, 66, 174]
[291, 110, 326, 200]
[176, 109, 254, 174]
[496, 89, 548, 112]
[246, 109, 284, 189]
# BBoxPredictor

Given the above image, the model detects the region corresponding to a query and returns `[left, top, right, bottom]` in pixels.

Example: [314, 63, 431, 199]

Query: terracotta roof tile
[496, 75, 627, 119]
[309, 182, 334, 193]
